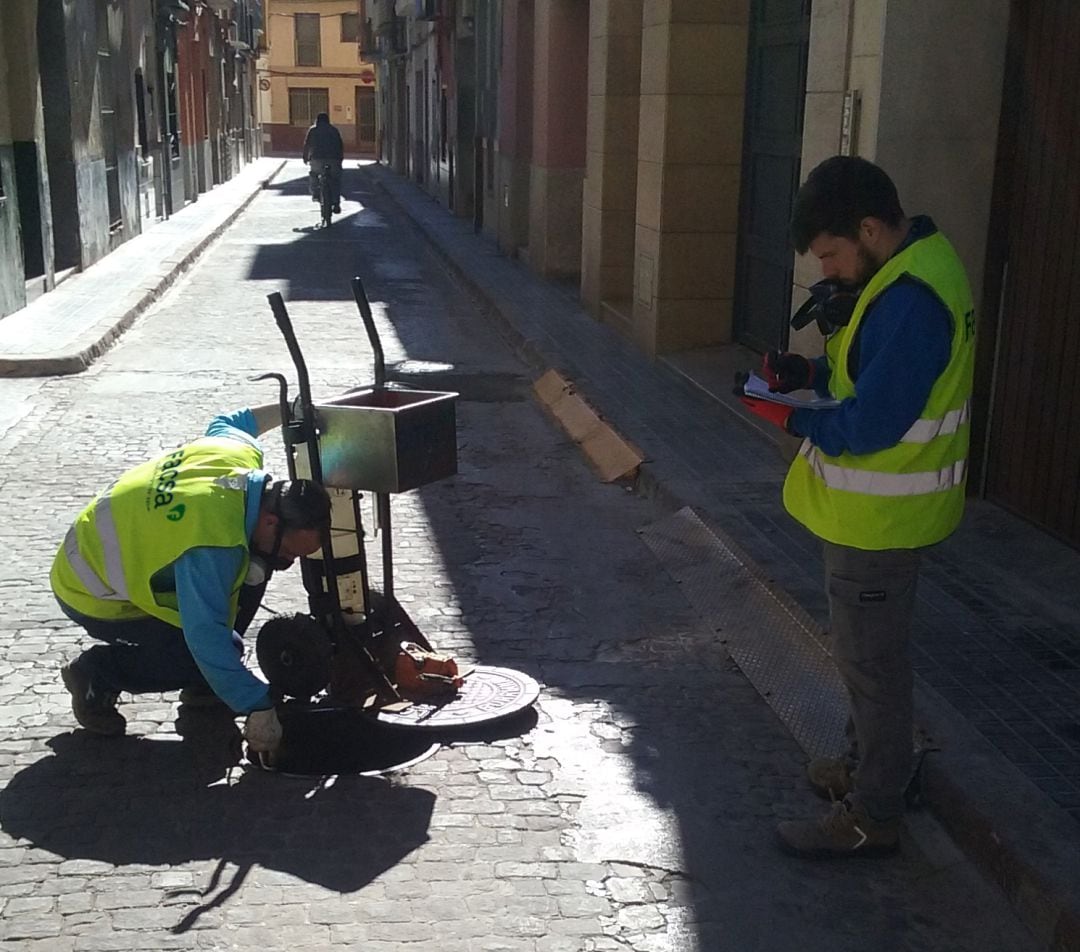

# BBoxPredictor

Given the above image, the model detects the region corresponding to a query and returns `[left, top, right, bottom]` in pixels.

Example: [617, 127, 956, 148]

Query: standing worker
[741, 156, 976, 858]
[302, 111, 344, 214]
[51, 407, 332, 764]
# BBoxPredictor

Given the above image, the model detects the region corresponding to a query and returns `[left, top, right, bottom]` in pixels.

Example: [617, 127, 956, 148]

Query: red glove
[763, 350, 814, 393]
[740, 396, 796, 434]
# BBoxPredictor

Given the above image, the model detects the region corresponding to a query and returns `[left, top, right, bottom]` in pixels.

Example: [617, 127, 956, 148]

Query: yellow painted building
[260, 0, 376, 156]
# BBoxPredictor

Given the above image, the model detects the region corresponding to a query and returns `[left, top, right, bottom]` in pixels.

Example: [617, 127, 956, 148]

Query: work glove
[740, 396, 798, 436]
[244, 707, 283, 765]
[763, 350, 815, 393]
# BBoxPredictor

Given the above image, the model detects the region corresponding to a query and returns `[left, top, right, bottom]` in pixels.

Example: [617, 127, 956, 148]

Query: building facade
[175, 0, 264, 205]
[260, 0, 377, 157]
[364, 0, 1080, 548]
[0, 0, 264, 322]
[367, 0, 585, 273]
[585, 0, 1080, 549]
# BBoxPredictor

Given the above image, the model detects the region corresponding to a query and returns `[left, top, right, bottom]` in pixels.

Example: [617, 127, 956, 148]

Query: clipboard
[738, 371, 841, 410]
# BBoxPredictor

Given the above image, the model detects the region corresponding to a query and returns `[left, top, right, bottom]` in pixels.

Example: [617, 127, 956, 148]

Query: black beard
[855, 244, 882, 286]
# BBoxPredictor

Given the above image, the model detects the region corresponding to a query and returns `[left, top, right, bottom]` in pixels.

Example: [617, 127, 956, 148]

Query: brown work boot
[776, 799, 899, 859]
[807, 756, 854, 800]
[60, 663, 126, 736]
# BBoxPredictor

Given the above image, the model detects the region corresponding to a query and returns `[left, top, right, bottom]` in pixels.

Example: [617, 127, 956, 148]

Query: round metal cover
[376, 665, 540, 730]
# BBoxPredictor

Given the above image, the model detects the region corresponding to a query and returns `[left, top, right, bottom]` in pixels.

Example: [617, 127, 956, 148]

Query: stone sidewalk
[0, 157, 285, 377]
[367, 164, 1080, 952]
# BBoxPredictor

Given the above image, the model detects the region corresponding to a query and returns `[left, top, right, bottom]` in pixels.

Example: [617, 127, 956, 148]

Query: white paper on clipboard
[743, 372, 841, 410]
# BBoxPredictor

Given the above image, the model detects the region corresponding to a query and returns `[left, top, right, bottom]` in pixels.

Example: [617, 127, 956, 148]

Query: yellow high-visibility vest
[51, 438, 262, 624]
[783, 230, 976, 550]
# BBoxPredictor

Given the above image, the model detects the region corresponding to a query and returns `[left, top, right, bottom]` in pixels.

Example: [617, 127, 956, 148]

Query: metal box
[315, 388, 458, 493]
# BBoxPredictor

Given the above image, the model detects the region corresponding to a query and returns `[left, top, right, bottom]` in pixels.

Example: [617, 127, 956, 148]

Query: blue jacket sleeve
[205, 409, 261, 449]
[174, 546, 273, 714]
[790, 282, 952, 457]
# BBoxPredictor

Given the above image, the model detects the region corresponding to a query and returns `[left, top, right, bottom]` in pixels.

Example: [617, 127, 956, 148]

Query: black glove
[732, 370, 750, 398]
[762, 350, 815, 393]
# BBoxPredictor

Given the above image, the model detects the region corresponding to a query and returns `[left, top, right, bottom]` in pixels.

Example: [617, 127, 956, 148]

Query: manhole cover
[375, 665, 540, 730]
[387, 370, 529, 402]
[252, 704, 440, 776]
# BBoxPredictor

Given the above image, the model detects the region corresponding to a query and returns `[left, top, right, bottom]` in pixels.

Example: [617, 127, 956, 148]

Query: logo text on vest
[148, 448, 186, 511]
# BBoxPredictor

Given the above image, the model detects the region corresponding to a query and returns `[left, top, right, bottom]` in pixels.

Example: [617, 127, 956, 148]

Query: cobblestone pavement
[0, 162, 1040, 951]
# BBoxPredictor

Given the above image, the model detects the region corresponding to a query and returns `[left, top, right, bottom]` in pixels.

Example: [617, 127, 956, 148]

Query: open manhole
[249, 703, 440, 776]
[247, 667, 541, 775]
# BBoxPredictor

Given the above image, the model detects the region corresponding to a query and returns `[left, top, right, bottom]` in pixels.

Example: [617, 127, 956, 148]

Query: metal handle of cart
[352, 276, 386, 390]
[255, 282, 540, 739]
[266, 291, 337, 595]
[264, 290, 396, 698]
[350, 277, 395, 600]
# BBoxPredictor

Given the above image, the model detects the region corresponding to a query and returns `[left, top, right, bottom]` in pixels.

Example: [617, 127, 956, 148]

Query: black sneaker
[332, 203, 341, 214]
[60, 663, 126, 736]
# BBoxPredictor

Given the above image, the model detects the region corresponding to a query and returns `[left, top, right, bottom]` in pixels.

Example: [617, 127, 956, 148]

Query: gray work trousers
[824, 541, 922, 821]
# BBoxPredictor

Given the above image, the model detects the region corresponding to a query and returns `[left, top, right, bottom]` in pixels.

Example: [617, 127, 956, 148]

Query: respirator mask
[790, 279, 861, 337]
[244, 482, 294, 587]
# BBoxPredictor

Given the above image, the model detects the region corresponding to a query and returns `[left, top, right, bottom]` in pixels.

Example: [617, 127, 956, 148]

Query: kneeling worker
[51, 406, 332, 763]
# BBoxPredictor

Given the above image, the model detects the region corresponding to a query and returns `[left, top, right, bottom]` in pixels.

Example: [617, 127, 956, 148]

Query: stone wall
[0, 145, 24, 318]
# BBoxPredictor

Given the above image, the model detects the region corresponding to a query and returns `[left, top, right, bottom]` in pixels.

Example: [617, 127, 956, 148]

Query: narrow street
[0, 162, 1040, 951]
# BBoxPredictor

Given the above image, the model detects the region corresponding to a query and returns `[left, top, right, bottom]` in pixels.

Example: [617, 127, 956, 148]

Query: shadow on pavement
[0, 729, 435, 932]
[245, 206, 382, 301]
[320, 171, 1046, 951]
[230, 165, 878, 945]
[261, 171, 313, 196]
[246, 168, 398, 303]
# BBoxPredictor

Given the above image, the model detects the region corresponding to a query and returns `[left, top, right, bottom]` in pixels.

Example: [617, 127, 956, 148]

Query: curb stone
[0, 159, 287, 378]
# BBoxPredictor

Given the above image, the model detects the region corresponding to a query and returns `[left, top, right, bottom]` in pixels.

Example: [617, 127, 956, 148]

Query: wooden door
[978, 0, 1080, 546]
[733, 0, 810, 353]
[355, 86, 376, 154]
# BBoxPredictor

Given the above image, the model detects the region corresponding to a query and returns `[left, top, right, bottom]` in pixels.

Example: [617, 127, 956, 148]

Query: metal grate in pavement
[639, 506, 847, 760]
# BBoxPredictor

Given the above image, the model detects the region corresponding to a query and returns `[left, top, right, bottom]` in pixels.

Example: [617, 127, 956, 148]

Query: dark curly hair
[790, 156, 905, 254]
[263, 479, 331, 531]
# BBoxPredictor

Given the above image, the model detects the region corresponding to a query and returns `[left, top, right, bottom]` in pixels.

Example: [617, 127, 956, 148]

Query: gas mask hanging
[790, 279, 861, 337]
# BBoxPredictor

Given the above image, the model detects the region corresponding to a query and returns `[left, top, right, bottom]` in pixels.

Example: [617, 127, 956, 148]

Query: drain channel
[638, 506, 847, 759]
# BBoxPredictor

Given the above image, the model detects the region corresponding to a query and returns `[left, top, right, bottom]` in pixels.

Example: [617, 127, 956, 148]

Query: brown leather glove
[394, 642, 464, 697]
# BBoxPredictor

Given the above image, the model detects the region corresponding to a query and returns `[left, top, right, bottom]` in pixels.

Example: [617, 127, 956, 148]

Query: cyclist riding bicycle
[302, 112, 343, 214]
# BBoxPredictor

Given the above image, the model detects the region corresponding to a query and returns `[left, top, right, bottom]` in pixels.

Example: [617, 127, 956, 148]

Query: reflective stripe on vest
[799, 442, 968, 496]
[900, 400, 970, 444]
[95, 494, 129, 599]
[782, 227, 976, 550]
[63, 527, 118, 600]
[61, 493, 130, 601]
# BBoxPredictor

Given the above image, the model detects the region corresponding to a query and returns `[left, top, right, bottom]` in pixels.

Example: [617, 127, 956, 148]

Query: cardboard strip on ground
[532, 369, 643, 482]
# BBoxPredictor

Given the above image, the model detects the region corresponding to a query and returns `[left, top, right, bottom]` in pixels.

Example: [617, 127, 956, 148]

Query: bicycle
[318, 164, 333, 228]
